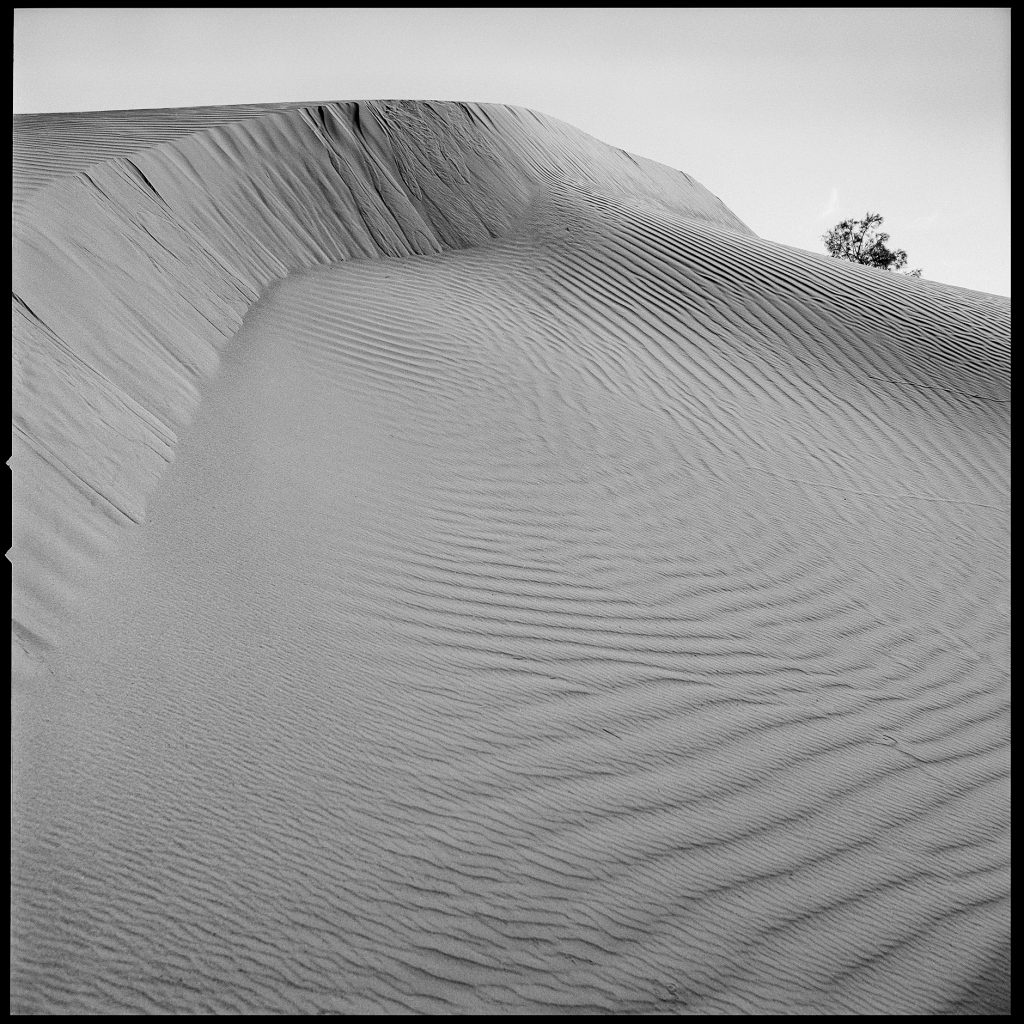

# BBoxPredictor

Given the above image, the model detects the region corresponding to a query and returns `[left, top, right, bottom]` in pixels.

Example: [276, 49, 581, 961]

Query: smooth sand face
[11, 103, 1010, 1013]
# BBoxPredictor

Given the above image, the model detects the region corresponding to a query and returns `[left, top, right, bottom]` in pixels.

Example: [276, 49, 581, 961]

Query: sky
[13, 8, 1011, 296]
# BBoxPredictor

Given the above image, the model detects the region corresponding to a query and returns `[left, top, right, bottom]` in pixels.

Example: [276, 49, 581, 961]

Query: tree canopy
[822, 212, 921, 277]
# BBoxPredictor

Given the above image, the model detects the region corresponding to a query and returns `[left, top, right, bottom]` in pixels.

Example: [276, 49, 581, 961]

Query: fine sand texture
[11, 101, 1010, 1014]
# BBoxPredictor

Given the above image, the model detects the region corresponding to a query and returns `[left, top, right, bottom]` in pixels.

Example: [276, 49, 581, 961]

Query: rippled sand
[11, 101, 1010, 1013]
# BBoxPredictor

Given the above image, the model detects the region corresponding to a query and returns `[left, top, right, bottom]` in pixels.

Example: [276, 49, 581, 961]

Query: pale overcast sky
[13, 8, 1011, 296]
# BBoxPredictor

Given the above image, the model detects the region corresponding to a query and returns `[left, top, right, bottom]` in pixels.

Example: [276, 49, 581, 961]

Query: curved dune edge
[10, 100, 1008, 659]
[12, 99, 753, 657]
[11, 101, 315, 209]
[11, 102, 1010, 1014]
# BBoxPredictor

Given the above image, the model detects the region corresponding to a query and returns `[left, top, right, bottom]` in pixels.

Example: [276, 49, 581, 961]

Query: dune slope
[10, 101, 1010, 1014]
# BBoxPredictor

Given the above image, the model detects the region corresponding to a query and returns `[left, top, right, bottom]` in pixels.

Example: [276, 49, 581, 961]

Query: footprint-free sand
[11, 101, 1010, 1013]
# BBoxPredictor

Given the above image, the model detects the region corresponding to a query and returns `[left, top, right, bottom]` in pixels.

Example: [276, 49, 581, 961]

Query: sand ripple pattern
[11, 101, 750, 655]
[12, 148, 1009, 1013]
[11, 102, 314, 215]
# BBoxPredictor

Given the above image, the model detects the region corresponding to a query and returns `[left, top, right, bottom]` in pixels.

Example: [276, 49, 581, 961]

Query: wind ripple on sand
[11, 102, 312, 215]
[12, 156, 1009, 1012]
[11, 101, 752, 655]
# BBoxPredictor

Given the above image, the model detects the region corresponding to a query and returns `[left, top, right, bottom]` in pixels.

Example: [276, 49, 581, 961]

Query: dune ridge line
[11, 99, 1009, 1014]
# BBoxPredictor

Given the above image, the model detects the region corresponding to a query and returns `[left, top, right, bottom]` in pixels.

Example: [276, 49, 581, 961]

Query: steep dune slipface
[11, 102, 1009, 1013]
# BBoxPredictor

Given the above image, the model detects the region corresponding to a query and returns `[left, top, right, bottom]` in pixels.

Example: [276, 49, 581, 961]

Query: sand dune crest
[11, 100, 1009, 1014]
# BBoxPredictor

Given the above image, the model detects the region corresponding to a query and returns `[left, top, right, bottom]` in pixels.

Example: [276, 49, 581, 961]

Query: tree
[822, 212, 922, 277]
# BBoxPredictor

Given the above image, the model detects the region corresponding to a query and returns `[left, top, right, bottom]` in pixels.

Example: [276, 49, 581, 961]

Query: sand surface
[11, 101, 1010, 1013]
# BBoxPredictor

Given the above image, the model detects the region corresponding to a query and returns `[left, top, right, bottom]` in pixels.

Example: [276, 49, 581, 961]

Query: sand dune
[11, 101, 1010, 1013]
